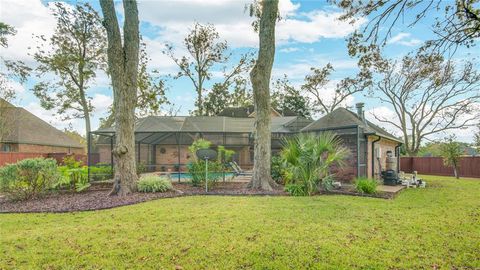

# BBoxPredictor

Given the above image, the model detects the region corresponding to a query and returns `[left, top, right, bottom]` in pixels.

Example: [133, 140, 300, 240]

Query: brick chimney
[356, 102, 365, 121]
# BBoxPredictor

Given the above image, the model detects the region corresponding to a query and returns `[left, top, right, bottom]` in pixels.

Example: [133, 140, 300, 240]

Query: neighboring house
[0, 99, 85, 155]
[90, 103, 402, 181]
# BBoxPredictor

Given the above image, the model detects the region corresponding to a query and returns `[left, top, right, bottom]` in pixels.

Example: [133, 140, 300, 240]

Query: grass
[1, 175, 479, 269]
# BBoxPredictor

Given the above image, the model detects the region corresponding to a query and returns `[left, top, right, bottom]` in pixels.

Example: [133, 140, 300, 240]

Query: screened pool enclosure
[87, 115, 370, 182]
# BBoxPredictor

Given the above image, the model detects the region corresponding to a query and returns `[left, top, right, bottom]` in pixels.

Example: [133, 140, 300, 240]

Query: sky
[0, 0, 479, 143]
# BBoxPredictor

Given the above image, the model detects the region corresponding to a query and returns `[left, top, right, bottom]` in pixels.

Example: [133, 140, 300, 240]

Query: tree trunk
[454, 167, 459, 179]
[100, 0, 139, 196]
[248, 0, 279, 190]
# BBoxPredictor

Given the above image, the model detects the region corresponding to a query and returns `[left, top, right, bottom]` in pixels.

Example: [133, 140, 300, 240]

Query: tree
[371, 51, 480, 156]
[164, 23, 252, 116]
[32, 3, 107, 136]
[100, 0, 140, 196]
[271, 75, 311, 118]
[136, 42, 170, 117]
[474, 125, 480, 148]
[203, 77, 253, 116]
[0, 23, 30, 145]
[99, 41, 171, 128]
[301, 64, 370, 114]
[248, 0, 279, 191]
[440, 136, 463, 179]
[335, 0, 480, 63]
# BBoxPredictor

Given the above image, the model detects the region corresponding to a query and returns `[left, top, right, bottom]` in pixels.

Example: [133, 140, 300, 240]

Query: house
[90, 103, 402, 181]
[0, 99, 85, 155]
[302, 103, 403, 180]
[91, 115, 312, 172]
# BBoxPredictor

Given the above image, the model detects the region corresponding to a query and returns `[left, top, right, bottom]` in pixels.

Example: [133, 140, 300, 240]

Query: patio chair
[229, 161, 252, 176]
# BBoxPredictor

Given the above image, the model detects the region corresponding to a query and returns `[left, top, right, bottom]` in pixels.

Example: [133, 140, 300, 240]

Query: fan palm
[281, 132, 349, 195]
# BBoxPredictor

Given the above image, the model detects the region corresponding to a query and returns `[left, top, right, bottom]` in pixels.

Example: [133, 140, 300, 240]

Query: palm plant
[281, 132, 349, 195]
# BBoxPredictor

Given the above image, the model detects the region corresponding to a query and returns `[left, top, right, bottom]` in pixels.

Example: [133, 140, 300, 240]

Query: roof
[0, 99, 84, 148]
[301, 107, 403, 143]
[217, 106, 297, 117]
[94, 115, 312, 134]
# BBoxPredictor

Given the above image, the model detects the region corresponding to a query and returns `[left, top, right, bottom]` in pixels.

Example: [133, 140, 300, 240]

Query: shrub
[56, 166, 90, 192]
[0, 158, 60, 200]
[281, 132, 349, 195]
[354, 177, 378, 194]
[188, 139, 211, 158]
[321, 175, 335, 192]
[271, 155, 284, 184]
[62, 155, 82, 169]
[284, 184, 307, 196]
[137, 162, 147, 176]
[187, 160, 223, 187]
[137, 176, 173, 193]
[89, 164, 113, 181]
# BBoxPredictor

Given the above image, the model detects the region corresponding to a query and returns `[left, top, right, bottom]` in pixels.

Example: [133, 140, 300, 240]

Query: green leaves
[0, 158, 60, 200]
[281, 132, 350, 196]
[137, 176, 172, 193]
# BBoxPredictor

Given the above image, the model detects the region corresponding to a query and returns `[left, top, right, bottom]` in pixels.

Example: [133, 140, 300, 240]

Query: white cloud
[388, 32, 422, 47]
[0, 0, 58, 64]
[279, 47, 299, 53]
[273, 55, 357, 80]
[137, 0, 365, 53]
[277, 10, 366, 44]
[91, 94, 113, 115]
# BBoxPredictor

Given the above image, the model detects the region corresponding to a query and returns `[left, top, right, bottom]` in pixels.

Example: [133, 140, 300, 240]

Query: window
[1, 144, 12, 152]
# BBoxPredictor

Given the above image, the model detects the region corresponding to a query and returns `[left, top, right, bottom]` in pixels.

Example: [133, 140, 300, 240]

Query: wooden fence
[0, 152, 87, 167]
[400, 157, 480, 178]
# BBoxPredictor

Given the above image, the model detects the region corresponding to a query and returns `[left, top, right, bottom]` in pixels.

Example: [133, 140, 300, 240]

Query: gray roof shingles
[1, 101, 84, 148]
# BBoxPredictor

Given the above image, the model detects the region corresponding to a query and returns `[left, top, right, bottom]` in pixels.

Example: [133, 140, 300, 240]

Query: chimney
[356, 102, 365, 121]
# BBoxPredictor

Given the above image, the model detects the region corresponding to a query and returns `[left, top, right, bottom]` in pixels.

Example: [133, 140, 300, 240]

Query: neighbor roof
[94, 116, 312, 134]
[0, 99, 84, 148]
[301, 107, 402, 143]
[217, 106, 297, 117]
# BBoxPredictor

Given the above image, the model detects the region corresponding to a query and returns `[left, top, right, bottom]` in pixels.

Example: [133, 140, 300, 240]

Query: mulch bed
[0, 182, 288, 213]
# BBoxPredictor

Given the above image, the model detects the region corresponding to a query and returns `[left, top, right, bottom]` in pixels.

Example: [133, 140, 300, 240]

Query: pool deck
[376, 185, 406, 194]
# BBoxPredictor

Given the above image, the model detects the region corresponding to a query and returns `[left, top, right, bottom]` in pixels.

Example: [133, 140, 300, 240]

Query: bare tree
[163, 23, 252, 116]
[100, 0, 140, 196]
[371, 52, 480, 156]
[32, 3, 107, 136]
[335, 0, 480, 55]
[248, 0, 279, 191]
[301, 64, 370, 114]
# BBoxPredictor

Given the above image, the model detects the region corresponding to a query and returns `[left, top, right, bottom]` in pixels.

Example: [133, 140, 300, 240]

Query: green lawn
[1, 175, 479, 269]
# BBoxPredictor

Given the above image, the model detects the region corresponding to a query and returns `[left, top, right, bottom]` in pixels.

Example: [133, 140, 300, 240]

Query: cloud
[279, 47, 299, 53]
[91, 94, 113, 115]
[273, 55, 357, 80]
[388, 32, 422, 47]
[0, 0, 58, 64]
[136, 0, 365, 53]
[277, 10, 366, 44]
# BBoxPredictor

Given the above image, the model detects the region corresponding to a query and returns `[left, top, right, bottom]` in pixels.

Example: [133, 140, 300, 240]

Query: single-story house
[90, 103, 402, 181]
[0, 99, 85, 155]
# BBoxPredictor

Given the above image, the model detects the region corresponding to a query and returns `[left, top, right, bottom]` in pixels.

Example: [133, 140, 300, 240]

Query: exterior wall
[333, 134, 358, 182]
[0, 143, 19, 152]
[17, 143, 84, 155]
[367, 136, 399, 179]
